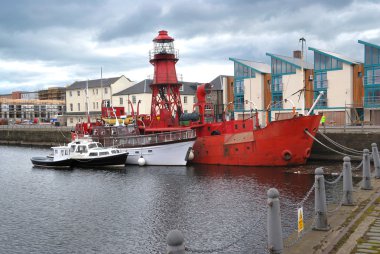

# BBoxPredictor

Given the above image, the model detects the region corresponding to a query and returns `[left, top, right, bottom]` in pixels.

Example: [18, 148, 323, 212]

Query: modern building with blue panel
[308, 47, 363, 125]
[265, 51, 314, 120]
[358, 40, 380, 124]
[229, 58, 271, 125]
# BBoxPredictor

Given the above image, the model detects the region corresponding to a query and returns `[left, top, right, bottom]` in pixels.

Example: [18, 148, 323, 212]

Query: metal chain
[324, 171, 343, 185]
[305, 130, 362, 159]
[352, 160, 363, 171]
[317, 130, 365, 155]
[185, 213, 266, 253]
[297, 183, 315, 208]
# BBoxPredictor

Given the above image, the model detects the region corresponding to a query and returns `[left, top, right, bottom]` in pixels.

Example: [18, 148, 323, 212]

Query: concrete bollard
[342, 157, 354, 206]
[267, 188, 283, 254]
[313, 167, 330, 231]
[166, 230, 185, 254]
[361, 149, 373, 190]
[372, 143, 380, 179]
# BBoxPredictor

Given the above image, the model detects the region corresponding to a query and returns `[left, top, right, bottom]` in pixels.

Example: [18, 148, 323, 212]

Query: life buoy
[282, 150, 292, 161]
[304, 148, 311, 158]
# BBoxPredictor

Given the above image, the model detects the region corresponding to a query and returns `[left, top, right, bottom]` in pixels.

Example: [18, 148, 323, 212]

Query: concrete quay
[285, 177, 380, 254]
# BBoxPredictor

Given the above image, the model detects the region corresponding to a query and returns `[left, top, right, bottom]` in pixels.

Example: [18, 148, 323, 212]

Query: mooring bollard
[372, 143, 380, 179]
[166, 230, 185, 254]
[267, 188, 283, 254]
[313, 167, 330, 231]
[361, 149, 373, 190]
[342, 156, 354, 206]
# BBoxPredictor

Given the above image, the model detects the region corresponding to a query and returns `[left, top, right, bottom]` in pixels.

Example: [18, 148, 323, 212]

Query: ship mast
[299, 37, 306, 116]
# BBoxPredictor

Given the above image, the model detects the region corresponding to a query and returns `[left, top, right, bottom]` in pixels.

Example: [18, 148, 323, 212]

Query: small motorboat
[31, 139, 128, 168]
[31, 146, 72, 168]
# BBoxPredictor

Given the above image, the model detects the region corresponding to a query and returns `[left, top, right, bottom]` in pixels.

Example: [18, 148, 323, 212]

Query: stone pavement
[285, 177, 380, 254]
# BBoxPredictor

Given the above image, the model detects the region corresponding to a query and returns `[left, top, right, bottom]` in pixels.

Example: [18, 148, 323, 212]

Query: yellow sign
[298, 207, 304, 233]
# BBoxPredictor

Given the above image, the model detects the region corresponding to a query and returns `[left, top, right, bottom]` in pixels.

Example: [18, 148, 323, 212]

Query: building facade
[308, 47, 363, 125]
[358, 40, 380, 125]
[65, 76, 134, 126]
[229, 58, 270, 125]
[265, 51, 314, 121]
[112, 79, 198, 116]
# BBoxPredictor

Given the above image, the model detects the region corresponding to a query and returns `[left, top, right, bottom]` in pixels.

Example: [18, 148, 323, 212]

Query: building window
[314, 72, 328, 89]
[96, 89, 98, 95]
[77, 90, 80, 96]
[314, 52, 343, 71]
[96, 102, 99, 109]
[315, 92, 328, 108]
[77, 103, 80, 111]
[272, 76, 283, 92]
[70, 118, 73, 123]
[193, 96, 196, 103]
[271, 58, 296, 75]
[272, 93, 283, 109]
[120, 97, 123, 105]
[104, 88, 108, 94]
[180, 85, 184, 92]
[132, 96, 136, 104]
[93, 102, 95, 109]
[93, 89, 95, 95]
[184, 96, 187, 104]
[69, 91, 72, 97]
[70, 103, 73, 111]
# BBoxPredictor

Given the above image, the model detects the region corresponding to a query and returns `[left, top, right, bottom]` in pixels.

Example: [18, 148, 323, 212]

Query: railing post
[267, 188, 283, 254]
[313, 167, 330, 231]
[361, 149, 373, 190]
[342, 157, 354, 206]
[166, 230, 185, 254]
[372, 143, 380, 179]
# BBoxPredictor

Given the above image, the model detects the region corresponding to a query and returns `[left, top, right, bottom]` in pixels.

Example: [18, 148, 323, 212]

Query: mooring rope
[317, 130, 366, 155]
[305, 130, 362, 159]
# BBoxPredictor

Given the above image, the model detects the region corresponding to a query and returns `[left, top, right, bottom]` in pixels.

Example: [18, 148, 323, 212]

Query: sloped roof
[67, 76, 130, 90]
[358, 40, 380, 49]
[308, 47, 362, 65]
[266, 53, 314, 69]
[114, 79, 198, 96]
[229, 58, 271, 74]
[209, 75, 234, 90]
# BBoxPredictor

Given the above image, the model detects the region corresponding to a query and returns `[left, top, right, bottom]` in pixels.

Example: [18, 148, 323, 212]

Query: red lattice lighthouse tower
[149, 30, 183, 128]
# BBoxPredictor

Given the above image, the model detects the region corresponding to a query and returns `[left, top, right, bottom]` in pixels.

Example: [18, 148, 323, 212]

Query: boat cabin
[51, 146, 71, 162]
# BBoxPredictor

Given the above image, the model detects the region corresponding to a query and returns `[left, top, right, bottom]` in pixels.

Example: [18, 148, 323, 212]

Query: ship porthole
[304, 148, 311, 158]
[282, 150, 292, 161]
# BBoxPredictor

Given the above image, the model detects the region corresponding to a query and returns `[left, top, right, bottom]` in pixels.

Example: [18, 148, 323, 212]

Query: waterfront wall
[0, 126, 71, 146]
[310, 131, 380, 160]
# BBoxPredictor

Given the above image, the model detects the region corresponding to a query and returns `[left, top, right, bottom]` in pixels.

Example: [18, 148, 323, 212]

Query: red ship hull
[191, 114, 321, 166]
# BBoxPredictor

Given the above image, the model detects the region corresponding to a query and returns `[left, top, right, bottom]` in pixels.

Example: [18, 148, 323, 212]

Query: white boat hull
[123, 140, 195, 166]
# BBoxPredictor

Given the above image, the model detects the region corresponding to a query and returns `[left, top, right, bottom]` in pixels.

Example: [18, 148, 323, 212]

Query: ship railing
[92, 129, 196, 148]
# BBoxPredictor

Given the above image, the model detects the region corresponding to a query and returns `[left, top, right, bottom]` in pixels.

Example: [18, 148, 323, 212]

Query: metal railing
[92, 129, 196, 148]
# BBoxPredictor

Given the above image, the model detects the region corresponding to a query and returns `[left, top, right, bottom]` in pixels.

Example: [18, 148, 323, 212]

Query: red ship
[141, 30, 321, 166]
[189, 83, 321, 166]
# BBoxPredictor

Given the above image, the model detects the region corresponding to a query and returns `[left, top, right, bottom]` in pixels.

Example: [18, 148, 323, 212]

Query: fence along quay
[164, 140, 380, 254]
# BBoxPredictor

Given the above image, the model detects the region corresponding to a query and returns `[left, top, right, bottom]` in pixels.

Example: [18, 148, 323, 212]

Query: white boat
[89, 126, 196, 166]
[68, 139, 128, 167]
[31, 139, 128, 168]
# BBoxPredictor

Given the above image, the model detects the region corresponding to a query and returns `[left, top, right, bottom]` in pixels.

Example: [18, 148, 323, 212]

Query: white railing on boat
[92, 129, 196, 148]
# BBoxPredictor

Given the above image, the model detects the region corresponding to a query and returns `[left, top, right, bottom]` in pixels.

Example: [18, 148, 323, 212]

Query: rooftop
[229, 58, 271, 74]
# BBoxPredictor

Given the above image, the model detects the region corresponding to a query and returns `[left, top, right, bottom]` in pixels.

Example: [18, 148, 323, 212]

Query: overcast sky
[0, 0, 379, 94]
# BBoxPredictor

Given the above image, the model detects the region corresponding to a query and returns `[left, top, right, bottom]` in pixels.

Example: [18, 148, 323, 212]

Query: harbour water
[0, 145, 342, 253]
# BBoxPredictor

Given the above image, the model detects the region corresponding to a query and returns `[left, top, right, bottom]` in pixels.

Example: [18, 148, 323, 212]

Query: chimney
[293, 50, 302, 59]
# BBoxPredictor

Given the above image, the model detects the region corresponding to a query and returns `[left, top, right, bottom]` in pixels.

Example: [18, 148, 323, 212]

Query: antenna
[299, 37, 306, 115]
